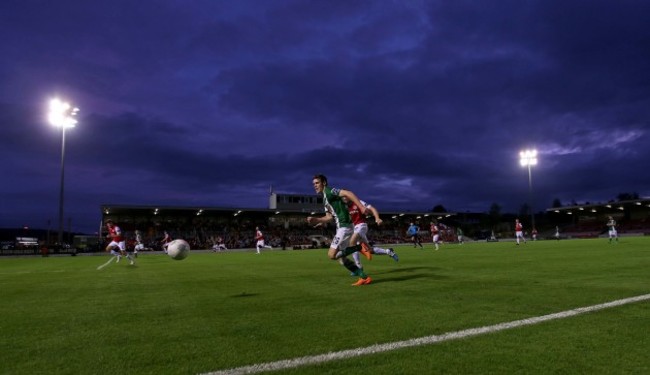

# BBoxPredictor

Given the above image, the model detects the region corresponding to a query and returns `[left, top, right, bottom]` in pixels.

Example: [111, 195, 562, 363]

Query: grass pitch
[1, 237, 649, 374]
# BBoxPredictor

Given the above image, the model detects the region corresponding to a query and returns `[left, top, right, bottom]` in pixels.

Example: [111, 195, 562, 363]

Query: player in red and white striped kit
[345, 197, 399, 270]
[105, 219, 135, 265]
[430, 221, 441, 250]
[515, 219, 527, 245]
[255, 227, 272, 254]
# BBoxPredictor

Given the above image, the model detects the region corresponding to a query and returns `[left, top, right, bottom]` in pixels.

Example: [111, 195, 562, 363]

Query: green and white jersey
[607, 219, 616, 230]
[323, 186, 353, 229]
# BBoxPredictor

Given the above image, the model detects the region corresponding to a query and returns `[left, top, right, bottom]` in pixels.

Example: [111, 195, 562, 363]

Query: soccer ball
[167, 239, 190, 260]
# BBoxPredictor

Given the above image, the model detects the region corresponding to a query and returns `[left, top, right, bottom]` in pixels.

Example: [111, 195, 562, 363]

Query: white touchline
[96, 256, 117, 270]
[201, 293, 650, 375]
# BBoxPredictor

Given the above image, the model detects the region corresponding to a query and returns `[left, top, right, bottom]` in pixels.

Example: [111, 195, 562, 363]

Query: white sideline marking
[96, 256, 117, 270]
[201, 293, 650, 375]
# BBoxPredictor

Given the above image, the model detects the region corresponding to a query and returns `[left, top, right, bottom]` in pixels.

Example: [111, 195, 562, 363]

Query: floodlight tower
[519, 149, 538, 231]
[48, 98, 79, 245]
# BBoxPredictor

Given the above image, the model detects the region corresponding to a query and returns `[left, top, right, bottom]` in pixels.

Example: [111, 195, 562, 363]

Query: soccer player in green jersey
[307, 174, 373, 286]
[606, 216, 619, 243]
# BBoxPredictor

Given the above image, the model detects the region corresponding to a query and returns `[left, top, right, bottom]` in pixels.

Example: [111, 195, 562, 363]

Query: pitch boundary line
[201, 293, 650, 375]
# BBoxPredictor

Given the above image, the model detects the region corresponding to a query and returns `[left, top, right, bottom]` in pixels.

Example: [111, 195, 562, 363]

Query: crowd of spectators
[110, 220, 446, 251]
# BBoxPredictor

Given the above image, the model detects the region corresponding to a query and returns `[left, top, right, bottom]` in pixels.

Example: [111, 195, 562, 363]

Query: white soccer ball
[167, 239, 190, 260]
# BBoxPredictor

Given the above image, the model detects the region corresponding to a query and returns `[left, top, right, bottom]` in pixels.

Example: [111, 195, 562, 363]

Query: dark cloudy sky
[1, 0, 649, 234]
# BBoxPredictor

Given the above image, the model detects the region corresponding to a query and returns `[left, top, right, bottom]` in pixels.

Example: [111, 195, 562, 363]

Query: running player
[105, 220, 135, 265]
[255, 227, 273, 254]
[407, 222, 423, 248]
[306, 174, 372, 286]
[161, 230, 172, 253]
[345, 196, 399, 271]
[134, 229, 144, 257]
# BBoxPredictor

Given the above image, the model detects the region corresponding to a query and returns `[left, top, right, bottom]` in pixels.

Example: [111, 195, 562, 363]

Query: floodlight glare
[519, 149, 538, 167]
[519, 148, 538, 230]
[48, 98, 78, 128]
[48, 97, 79, 246]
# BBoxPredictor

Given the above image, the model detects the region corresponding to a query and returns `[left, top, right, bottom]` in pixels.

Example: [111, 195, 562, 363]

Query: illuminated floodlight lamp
[519, 148, 538, 229]
[635, 202, 641, 206]
[618, 206, 624, 210]
[48, 98, 79, 128]
[519, 149, 538, 167]
[591, 209, 597, 213]
[606, 204, 612, 208]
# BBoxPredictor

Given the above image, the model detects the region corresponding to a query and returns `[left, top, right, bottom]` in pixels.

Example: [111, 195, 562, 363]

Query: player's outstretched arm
[339, 189, 366, 215]
[368, 206, 382, 225]
[307, 213, 333, 227]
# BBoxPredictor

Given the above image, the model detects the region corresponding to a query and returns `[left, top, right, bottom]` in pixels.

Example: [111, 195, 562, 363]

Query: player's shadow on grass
[230, 292, 260, 298]
[371, 274, 448, 284]
[371, 266, 448, 284]
[381, 266, 440, 274]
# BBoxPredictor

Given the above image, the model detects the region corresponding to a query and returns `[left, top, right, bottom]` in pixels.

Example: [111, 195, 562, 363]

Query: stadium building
[546, 198, 650, 238]
[99, 192, 457, 251]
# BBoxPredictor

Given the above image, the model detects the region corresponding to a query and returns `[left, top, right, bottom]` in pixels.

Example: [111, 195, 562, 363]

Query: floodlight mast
[519, 149, 538, 231]
[48, 98, 79, 246]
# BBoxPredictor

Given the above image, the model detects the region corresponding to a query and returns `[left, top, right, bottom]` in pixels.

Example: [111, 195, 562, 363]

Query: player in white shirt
[134, 230, 145, 257]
